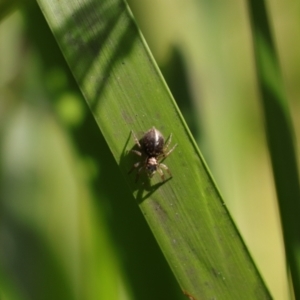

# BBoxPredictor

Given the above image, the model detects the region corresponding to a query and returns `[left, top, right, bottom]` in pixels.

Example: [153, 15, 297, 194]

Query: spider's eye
[146, 164, 157, 175]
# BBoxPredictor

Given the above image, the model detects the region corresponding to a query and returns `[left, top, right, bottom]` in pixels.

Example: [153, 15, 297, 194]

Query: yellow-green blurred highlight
[2, 103, 130, 300]
[55, 93, 86, 128]
[0, 10, 132, 300]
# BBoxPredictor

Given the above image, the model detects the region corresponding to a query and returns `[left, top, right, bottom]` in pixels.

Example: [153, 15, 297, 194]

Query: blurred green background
[1, 0, 300, 299]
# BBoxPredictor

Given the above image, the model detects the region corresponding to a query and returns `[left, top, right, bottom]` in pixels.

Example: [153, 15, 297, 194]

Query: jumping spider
[128, 127, 177, 182]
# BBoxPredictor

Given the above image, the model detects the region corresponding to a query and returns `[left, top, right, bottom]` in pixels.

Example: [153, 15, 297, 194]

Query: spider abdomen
[141, 127, 165, 157]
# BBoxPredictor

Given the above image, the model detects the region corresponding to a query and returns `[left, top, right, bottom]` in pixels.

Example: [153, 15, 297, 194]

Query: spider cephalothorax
[128, 127, 177, 182]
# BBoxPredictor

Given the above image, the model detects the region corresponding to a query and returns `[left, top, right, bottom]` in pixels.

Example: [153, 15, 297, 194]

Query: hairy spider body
[128, 127, 177, 182]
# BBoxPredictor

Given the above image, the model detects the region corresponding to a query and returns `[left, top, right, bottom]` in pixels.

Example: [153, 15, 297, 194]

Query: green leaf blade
[37, 0, 272, 298]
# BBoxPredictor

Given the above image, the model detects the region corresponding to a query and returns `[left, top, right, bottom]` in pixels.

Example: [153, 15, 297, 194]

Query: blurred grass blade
[0, 0, 17, 21]
[247, 0, 300, 298]
[37, 0, 272, 298]
[0, 266, 24, 300]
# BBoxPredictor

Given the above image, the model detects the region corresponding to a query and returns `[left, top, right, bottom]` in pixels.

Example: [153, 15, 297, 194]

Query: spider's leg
[135, 166, 145, 182]
[163, 143, 178, 158]
[157, 167, 165, 182]
[164, 133, 173, 151]
[131, 130, 141, 148]
[159, 163, 172, 178]
[130, 150, 142, 156]
[128, 161, 140, 174]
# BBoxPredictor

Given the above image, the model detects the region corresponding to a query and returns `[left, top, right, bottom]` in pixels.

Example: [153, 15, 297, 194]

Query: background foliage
[1, 0, 300, 299]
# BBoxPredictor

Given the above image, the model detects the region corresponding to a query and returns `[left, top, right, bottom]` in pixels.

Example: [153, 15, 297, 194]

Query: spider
[128, 127, 177, 182]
